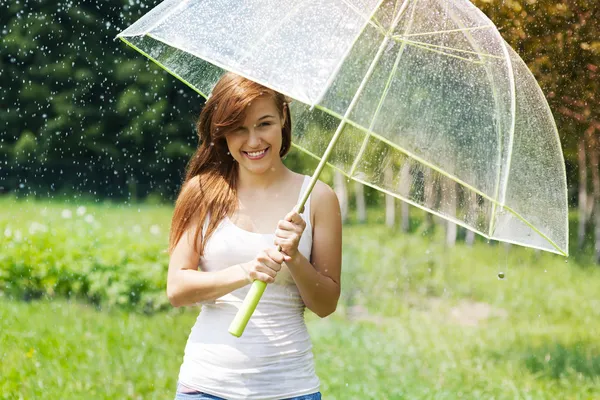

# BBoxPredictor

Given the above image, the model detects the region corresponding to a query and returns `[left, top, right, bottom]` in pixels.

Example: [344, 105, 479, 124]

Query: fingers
[264, 248, 285, 265]
[249, 249, 283, 284]
[277, 217, 305, 237]
[284, 210, 306, 227]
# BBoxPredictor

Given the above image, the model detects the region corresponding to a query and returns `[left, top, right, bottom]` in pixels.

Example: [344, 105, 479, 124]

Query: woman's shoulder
[311, 177, 336, 201]
[309, 177, 340, 222]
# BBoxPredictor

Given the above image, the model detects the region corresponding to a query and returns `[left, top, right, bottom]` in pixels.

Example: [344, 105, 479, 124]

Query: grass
[2, 197, 600, 399]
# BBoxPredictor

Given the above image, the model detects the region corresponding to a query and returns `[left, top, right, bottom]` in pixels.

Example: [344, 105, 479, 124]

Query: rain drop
[497, 272, 505, 279]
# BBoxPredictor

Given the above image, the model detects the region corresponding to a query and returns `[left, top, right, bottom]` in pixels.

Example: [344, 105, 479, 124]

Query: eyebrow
[258, 115, 275, 121]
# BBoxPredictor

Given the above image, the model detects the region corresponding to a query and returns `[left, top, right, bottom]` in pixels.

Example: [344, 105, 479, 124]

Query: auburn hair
[168, 72, 292, 255]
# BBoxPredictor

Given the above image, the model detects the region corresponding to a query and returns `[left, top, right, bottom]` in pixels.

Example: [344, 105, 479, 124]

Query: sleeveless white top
[177, 175, 319, 400]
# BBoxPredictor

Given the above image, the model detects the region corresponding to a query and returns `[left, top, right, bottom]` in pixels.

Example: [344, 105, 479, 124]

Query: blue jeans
[174, 389, 322, 400]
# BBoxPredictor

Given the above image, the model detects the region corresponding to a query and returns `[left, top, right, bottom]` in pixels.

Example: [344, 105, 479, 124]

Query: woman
[167, 72, 342, 400]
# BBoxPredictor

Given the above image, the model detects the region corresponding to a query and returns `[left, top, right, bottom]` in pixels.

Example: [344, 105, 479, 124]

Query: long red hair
[168, 72, 292, 255]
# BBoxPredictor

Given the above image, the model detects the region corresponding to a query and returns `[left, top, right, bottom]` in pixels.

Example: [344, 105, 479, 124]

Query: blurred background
[1, 1, 599, 399]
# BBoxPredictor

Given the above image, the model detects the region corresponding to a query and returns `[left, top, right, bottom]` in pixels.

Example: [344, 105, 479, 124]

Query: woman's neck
[236, 161, 292, 193]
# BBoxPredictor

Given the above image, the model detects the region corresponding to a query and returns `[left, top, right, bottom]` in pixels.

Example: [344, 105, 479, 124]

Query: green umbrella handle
[228, 190, 316, 337]
[228, 279, 268, 337]
[228, 242, 287, 337]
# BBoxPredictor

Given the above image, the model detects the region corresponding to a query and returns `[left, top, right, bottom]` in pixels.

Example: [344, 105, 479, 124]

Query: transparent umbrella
[117, 0, 568, 336]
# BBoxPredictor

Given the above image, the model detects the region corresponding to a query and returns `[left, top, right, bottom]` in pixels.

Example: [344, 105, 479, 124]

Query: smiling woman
[165, 72, 342, 400]
[224, 96, 287, 174]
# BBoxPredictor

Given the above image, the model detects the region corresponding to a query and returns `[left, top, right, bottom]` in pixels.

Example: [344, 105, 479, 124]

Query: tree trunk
[423, 169, 437, 229]
[398, 163, 412, 232]
[444, 180, 457, 247]
[578, 135, 588, 249]
[333, 170, 348, 223]
[355, 181, 367, 223]
[586, 128, 600, 263]
[384, 166, 395, 228]
[465, 191, 477, 246]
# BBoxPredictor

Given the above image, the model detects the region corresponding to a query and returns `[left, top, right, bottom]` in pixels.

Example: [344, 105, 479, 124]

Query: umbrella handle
[228, 241, 285, 337]
[228, 280, 267, 337]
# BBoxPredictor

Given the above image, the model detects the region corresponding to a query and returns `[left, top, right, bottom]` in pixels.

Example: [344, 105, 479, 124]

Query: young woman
[167, 72, 342, 400]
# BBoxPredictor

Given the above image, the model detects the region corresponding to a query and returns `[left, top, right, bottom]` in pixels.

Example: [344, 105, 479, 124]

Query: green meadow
[1, 197, 599, 399]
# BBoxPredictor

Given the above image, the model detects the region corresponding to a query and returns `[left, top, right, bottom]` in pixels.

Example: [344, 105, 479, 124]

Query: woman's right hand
[241, 248, 285, 284]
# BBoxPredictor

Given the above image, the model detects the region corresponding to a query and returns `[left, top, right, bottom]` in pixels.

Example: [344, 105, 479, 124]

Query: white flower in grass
[13, 229, 22, 242]
[133, 225, 141, 234]
[76, 206, 87, 216]
[61, 209, 72, 219]
[29, 222, 48, 235]
[4, 227, 12, 238]
[150, 225, 160, 236]
[84, 214, 94, 224]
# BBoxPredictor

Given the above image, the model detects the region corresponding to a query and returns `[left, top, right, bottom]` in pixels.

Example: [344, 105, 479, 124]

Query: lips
[242, 147, 269, 160]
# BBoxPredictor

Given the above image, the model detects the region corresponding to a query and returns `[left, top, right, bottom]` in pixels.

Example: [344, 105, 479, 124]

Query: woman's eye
[259, 122, 272, 127]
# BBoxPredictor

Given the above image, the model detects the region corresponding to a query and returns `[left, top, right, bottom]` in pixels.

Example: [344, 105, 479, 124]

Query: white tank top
[177, 175, 319, 400]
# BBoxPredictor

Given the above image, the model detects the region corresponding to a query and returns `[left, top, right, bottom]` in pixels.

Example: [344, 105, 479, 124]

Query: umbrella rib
[391, 37, 485, 64]
[339, 0, 387, 35]
[296, 1, 409, 211]
[143, 33, 313, 105]
[314, 104, 491, 200]
[399, 25, 495, 38]
[349, 0, 419, 177]
[443, 6, 516, 238]
[117, 37, 208, 98]
[312, 0, 390, 107]
[393, 37, 503, 60]
[292, 142, 566, 256]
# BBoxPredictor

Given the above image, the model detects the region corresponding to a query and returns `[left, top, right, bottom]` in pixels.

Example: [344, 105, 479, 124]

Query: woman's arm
[167, 227, 250, 307]
[167, 225, 287, 307]
[278, 181, 342, 317]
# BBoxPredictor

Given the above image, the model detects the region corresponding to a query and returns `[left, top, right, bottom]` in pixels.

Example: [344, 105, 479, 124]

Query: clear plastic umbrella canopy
[118, 0, 568, 256]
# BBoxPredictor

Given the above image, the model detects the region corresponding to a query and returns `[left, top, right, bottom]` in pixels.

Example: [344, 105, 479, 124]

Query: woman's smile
[242, 147, 270, 160]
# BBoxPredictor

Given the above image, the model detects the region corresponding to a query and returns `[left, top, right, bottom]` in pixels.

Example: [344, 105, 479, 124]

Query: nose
[247, 129, 262, 148]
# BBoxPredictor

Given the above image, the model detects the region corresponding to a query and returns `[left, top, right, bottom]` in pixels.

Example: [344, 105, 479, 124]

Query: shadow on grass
[523, 342, 600, 380]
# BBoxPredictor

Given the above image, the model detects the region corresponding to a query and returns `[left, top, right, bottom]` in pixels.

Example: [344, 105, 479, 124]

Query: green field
[2, 197, 600, 399]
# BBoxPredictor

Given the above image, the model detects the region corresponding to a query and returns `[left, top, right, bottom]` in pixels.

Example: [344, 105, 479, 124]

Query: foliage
[1, 1, 598, 204]
[1, 0, 202, 201]
[473, 0, 600, 171]
[0, 197, 172, 312]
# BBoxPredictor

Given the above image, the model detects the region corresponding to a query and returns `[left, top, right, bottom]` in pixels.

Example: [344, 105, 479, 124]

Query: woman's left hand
[274, 208, 306, 262]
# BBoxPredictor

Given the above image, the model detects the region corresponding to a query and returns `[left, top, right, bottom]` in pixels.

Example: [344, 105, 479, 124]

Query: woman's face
[224, 96, 285, 175]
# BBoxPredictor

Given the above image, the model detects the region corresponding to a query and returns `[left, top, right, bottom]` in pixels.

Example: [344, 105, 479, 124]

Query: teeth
[247, 149, 266, 157]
